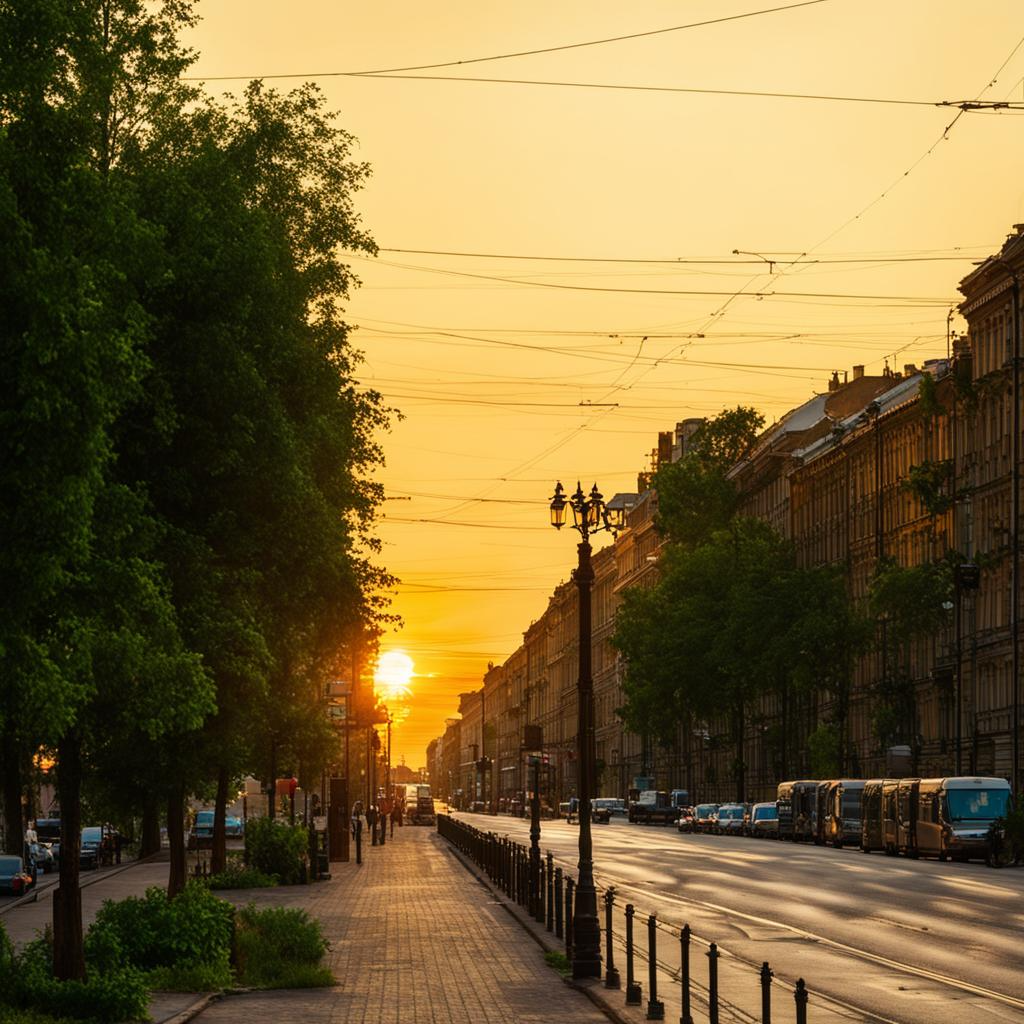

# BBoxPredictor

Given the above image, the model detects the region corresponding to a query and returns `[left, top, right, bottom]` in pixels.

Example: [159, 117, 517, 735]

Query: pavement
[0, 825, 614, 1024]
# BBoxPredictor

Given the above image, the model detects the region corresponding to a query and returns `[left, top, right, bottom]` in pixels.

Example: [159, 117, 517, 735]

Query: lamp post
[549, 481, 624, 979]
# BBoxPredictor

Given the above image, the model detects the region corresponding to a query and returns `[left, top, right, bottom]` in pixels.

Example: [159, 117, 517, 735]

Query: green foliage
[207, 864, 278, 890]
[808, 723, 841, 778]
[0, 921, 148, 1024]
[543, 950, 571, 977]
[653, 406, 764, 548]
[917, 372, 946, 421]
[244, 818, 309, 885]
[234, 905, 332, 989]
[901, 459, 955, 518]
[85, 882, 233, 980]
[869, 558, 952, 648]
[146, 961, 232, 992]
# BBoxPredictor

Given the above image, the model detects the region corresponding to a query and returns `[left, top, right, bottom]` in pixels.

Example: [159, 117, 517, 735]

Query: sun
[374, 650, 414, 701]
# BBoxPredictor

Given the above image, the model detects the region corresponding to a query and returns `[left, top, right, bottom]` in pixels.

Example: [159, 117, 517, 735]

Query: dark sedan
[0, 855, 34, 896]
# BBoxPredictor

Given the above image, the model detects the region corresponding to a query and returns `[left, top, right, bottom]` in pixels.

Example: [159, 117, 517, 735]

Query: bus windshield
[945, 788, 1010, 822]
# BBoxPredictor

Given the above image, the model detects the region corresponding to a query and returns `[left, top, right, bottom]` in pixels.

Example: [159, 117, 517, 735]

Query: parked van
[896, 778, 920, 857]
[822, 779, 866, 847]
[881, 779, 900, 855]
[792, 781, 821, 842]
[860, 780, 886, 853]
[915, 777, 1011, 861]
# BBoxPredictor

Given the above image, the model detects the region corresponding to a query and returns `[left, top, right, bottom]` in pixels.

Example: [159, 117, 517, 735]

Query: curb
[441, 838, 637, 1024]
[153, 991, 223, 1024]
[0, 852, 165, 917]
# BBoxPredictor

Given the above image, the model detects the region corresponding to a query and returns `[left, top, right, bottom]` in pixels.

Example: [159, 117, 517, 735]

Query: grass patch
[0, 1009, 76, 1024]
[146, 961, 232, 992]
[543, 950, 571, 977]
[206, 864, 278, 890]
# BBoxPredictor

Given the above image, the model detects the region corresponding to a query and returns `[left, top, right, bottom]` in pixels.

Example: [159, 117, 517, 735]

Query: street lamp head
[570, 482, 587, 529]
[549, 481, 567, 529]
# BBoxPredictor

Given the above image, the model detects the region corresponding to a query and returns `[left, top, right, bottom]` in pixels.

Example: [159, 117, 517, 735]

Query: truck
[628, 790, 677, 825]
[409, 784, 436, 826]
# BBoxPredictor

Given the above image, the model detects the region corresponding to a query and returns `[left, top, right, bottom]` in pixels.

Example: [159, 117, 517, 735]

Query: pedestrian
[351, 800, 365, 841]
[390, 803, 399, 837]
[24, 820, 37, 846]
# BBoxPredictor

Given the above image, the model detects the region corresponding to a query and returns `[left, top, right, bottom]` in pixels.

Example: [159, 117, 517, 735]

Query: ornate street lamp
[549, 481, 624, 979]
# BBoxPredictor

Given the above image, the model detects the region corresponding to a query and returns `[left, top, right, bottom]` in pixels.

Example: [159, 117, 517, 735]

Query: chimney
[828, 370, 840, 392]
[903, 363, 918, 376]
[852, 364, 865, 380]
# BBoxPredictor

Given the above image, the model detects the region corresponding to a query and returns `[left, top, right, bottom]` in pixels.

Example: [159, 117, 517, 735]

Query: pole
[529, 758, 541, 919]
[572, 537, 601, 979]
[1012, 273, 1021, 799]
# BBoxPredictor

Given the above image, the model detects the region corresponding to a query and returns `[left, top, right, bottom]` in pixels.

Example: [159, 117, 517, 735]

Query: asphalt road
[452, 811, 1024, 1024]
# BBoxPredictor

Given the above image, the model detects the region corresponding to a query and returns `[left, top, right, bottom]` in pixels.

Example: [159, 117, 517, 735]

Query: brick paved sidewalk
[196, 825, 610, 1024]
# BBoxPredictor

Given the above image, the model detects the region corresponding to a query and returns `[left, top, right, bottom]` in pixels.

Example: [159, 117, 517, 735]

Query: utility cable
[187, 0, 832, 81]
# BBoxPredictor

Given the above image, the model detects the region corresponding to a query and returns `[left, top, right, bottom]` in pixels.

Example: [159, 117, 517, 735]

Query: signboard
[326, 680, 351, 698]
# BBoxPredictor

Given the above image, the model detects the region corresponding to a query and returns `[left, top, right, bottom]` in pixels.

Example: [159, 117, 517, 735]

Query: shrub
[146, 961, 232, 992]
[85, 881, 234, 989]
[207, 864, 277, 890]
[234, 904, 333, 989]
[0, 923, 148, 1024]
[244, 818, 308, 885]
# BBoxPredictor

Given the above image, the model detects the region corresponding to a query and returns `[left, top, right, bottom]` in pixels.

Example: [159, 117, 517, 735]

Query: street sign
[326, 680, 351, 698]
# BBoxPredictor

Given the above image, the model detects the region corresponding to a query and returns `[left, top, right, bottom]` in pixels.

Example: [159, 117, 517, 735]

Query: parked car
[593, 798, 626, 817]
[693, 804, 720, 833]
[747, 802, 779, 838]
[35, 818, 61, 867]
[191, 809, 215, 850]
[714, 803, 746, 835]
[27, 841, 56, 873]
[80, 826, 109, 869]
[676, 806, 696, 833]
[0, 855, 34, 896]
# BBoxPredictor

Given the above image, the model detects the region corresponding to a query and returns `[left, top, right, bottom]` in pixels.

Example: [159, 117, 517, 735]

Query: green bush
[207, 864, 278, 890]
[234, 904, 333, 989]
[85, 881, 234, 988]
[244, 818, 308, 885]
[0, 922, 148, 1024]
[146, 961, 232, 992]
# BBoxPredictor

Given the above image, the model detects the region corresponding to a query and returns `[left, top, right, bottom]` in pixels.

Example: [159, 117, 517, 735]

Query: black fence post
[565, 876, 575, 958]
[646, 915, 664, 1020]
[625, 903, 642, 1005]
[761, 962, 772, 1024]
[707, 942, 720, 1024]
[546, 852, 554, 932]
[795, 978, 808, 1024]
[604, 888, 621, 989]
[679, 924, 693, 1024]
[555, 868, 564, 938]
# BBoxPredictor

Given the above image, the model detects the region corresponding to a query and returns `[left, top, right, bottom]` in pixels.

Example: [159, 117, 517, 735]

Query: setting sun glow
[374, 650, 415, 702]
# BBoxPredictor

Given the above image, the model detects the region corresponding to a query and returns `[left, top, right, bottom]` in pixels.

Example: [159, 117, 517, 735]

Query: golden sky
[186, 1, 1024, 766]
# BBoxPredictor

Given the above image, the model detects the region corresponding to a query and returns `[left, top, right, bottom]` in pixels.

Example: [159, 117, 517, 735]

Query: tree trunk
[140, 794, 161, 858]
[211, 765, 229, 875]
[2, 731, 24, 856]
[267, 739, 277, 821]
[53, 731, 84, 981]
[167, 785, 186, 897]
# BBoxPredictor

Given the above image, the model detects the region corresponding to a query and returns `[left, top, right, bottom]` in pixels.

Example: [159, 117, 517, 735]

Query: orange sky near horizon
[186, 1, 1024, 767]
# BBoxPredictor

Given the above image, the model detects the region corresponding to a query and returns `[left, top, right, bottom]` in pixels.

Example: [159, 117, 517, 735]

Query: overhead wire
[187, 0, 834, 81]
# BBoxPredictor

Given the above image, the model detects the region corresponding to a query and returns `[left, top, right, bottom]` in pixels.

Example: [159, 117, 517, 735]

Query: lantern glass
[549, 483, 566, 529]
[605, 505, 625, 532]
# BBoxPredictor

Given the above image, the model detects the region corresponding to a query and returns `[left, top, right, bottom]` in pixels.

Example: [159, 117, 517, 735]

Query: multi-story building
[429, 223, 1024, 808]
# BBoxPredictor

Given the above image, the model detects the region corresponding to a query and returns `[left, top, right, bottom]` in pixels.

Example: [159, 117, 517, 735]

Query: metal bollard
[625, 903, 642, 1005]
[604, 889, 621, 989]
[546, 853, 554, 932]
[555, 868, 564, 938]
[646, 915, 664, 1020]
[680, 925, 693, 1024]
[760, 962, 772, 1024]
[794, 978, 808, 1024]
[707, 942, 720, 1024]
[565, 876, 575, 958]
